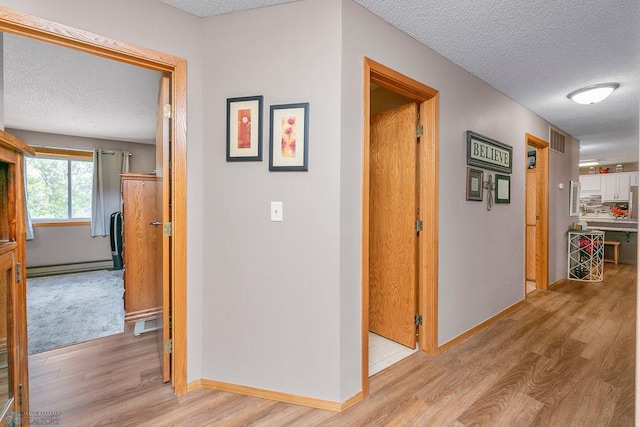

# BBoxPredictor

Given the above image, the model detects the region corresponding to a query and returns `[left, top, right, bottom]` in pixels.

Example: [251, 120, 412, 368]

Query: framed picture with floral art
[269, 103, 309, 171]
[226, 95, 263, 162]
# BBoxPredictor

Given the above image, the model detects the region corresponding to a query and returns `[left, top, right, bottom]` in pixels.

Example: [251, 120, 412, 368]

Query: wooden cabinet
[121, 173, 160, 322]
[0, 130, 33, 419]
[602, 173, 631, 202]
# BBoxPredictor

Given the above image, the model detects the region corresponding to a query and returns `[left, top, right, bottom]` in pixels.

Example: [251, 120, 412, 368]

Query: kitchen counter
[580, 216, 637, 232]
[579, 215, 637, 224]
[578, 217, 637, 264]
[586, 226, 637, 232]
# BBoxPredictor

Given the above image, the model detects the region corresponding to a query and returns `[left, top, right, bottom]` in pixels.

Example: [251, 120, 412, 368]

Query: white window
[26, 149, 93, 223]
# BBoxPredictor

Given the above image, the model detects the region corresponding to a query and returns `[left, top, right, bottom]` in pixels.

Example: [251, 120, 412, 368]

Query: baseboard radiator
[27, 260, 113, 278]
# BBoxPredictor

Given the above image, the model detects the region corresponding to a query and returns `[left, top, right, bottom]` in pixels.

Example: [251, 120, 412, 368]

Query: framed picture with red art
[226, 95, 263, 161]
[269, 103, 309, 171]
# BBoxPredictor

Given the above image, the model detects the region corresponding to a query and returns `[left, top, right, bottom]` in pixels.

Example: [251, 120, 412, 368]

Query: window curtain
[24, 157, 34, 241]
[91, 149, 130, 237]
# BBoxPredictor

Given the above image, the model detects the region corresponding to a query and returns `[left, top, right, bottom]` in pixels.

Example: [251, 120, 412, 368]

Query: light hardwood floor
[29, 264, 635, 426]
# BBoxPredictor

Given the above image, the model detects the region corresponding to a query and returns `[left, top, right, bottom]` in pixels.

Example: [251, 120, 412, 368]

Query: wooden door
[369, 102, 418, 348]
[0, 250, 17, 425]
[526, 134, 549, 290]
[155, 74, 171, 383]
[526, 169, 537, 282]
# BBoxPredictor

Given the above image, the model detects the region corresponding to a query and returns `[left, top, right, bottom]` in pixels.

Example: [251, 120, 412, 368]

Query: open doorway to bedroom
[0, 6, 189, 412]
[5, 33, 161, 356]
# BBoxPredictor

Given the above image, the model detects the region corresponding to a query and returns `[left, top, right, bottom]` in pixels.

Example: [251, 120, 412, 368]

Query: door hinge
[164, 339, 172, 354]
[414, 314, 423, 327]
[163, 222, 172, 237]
[19, 384, 23, 406]
[163, 104, 172, 119]
[416, 124, 424, 139]
[415, 219, 423, 233]
[16, 263, 21, 284]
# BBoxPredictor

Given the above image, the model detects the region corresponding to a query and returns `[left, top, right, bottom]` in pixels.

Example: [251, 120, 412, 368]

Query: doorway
[524, 133, 549, 292]
[362, 58, 439, 396]
[0, 7, 189, 407]
[368, 93, 419, 375]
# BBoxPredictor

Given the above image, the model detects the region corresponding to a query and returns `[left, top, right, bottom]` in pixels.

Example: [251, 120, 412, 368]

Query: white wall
[549, 141, 581, 282]
[0, 0, 205, 382]
[9, 129, 156, 173]
[201, 0, 344, 401]
[8, 129, 156, 267]
[340, 0, 579, 400]
[25, 226, 110, 267]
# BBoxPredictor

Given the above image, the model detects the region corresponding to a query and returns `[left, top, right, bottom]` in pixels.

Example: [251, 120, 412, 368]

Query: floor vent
[549, 127, 566, 154]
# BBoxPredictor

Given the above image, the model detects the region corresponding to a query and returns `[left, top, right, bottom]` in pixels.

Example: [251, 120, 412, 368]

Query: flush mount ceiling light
[579, 160, 599, 167]
[568, 83, 620, 105]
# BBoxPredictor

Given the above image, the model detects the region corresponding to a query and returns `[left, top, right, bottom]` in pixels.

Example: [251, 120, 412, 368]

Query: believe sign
[466, 131, 512, 173]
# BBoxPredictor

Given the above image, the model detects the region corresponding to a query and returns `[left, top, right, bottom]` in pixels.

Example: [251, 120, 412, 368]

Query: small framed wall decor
[226, 95, 263, 162]
[495, 173, 511, 204]
[466, 168, 484, 201]
[269, 102, 309, 171]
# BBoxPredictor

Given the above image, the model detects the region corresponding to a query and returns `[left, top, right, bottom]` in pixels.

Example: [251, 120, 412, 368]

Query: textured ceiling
[158, 0, 640, 165]
[351, 0, 639, 165]
[3, 34, 160, 144]
[3, 1, 638, 164]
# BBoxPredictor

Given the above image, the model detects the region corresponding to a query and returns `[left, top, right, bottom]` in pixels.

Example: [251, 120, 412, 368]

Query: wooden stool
[603, 241, 620, 264]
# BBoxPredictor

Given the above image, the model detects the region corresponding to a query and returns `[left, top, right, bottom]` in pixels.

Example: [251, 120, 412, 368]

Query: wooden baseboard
[187, 379, 363, 412]
[340, 391, 363, 412]
[547, 277, 566, 289]
[125, 307, 162, 323]
[186, 379, 202, 392]
[437, 299, 525, 353]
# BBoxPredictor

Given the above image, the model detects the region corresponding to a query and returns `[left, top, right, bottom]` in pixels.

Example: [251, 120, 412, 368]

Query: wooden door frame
[525, 133, 549, 290]
[362, 58, 439, 395]
[0, 8, 188, 395]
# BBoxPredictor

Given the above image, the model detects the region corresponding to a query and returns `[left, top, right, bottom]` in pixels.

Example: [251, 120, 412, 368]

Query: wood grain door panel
[526, 169, 537, 282]
[369, 102, 418, 349]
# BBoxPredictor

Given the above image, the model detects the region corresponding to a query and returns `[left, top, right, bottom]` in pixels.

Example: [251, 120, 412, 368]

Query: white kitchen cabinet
[630, 171, 639, 187]
[579, 175, 601, 192]
[602, 173, 631, 202]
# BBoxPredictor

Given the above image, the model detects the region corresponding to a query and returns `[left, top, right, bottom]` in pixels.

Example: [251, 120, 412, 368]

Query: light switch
[271, 201, 283, 222]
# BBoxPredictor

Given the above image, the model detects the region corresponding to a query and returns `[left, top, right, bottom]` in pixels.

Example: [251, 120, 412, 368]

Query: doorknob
[149, 221, 162, 226]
